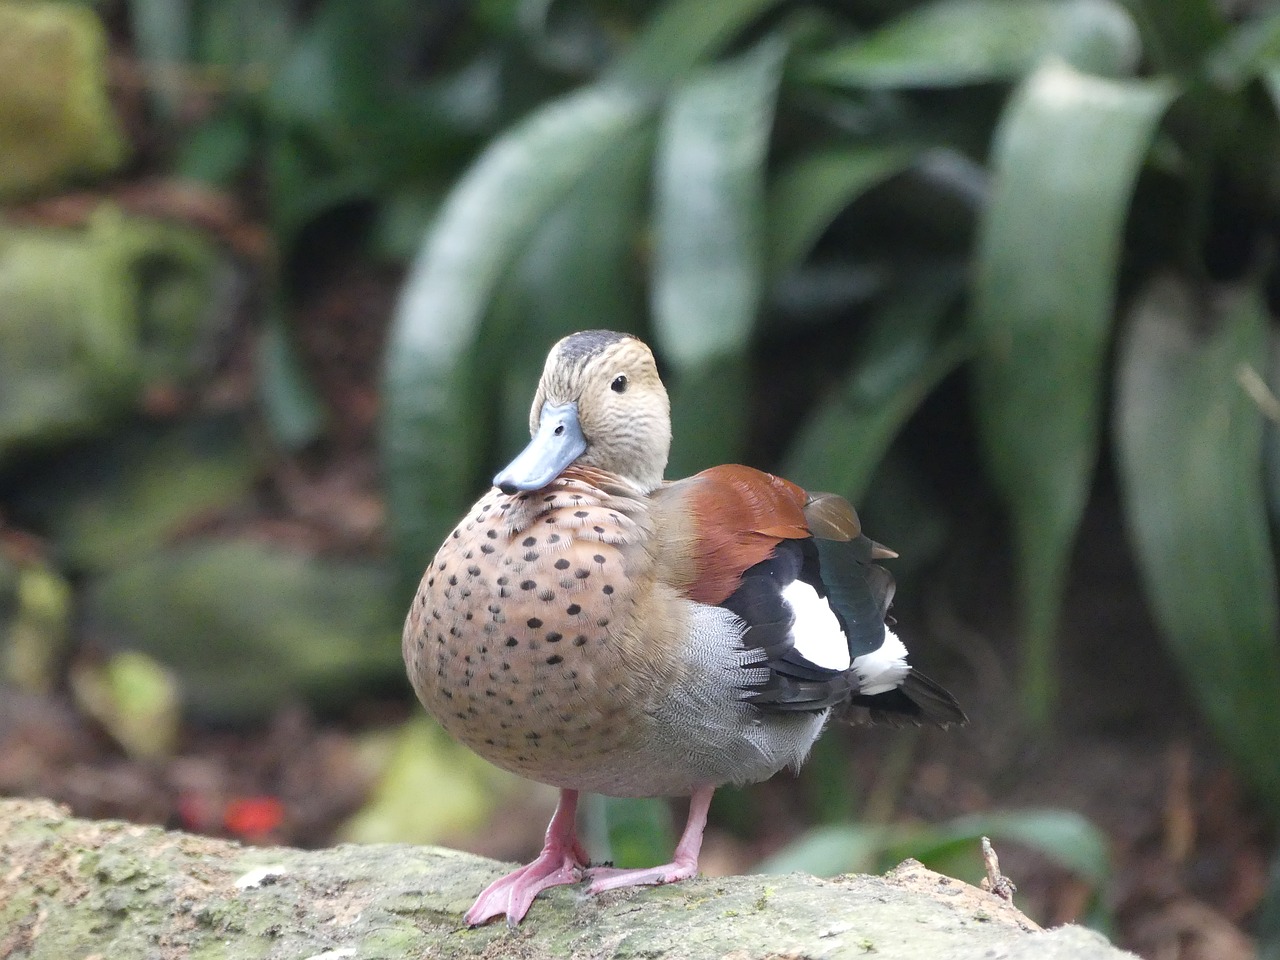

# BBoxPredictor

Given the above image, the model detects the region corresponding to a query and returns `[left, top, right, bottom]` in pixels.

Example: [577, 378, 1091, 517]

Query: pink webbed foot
[586, 785, 715, 895]
[586, 858, 698, 893]
[465, 789, 588, 927]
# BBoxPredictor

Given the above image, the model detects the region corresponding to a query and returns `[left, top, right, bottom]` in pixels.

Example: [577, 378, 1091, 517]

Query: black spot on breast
[546, 632, 562, 643]
[467, 565, 480, 577]
[528, 617, 543, 629]
[602, 584, 614, 595]
[521, 580, 536, 590]
[523, 536, 537, 547]
[538, 589, 555, 601]
[593, 526, 605, 534]
[566, 604, 581, 616]
[554, 559, 570, 570]
[505, 637, 518, 647]
[548, 534, 561, 544]
[481, 544, 495, 554]
[573, 635, 588, 646]
[487, 529, 498, 539]
[574, 510, 588, 518]
[592, 554, 605, 565]
[546, 655, 563, 665]
[524, 551, 539, 562]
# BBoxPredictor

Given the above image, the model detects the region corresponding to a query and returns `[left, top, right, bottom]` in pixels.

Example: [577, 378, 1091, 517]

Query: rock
[0, 797, 1139, 959]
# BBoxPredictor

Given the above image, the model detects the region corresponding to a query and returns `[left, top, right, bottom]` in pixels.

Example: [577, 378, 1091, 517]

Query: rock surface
[0, 797, 1136, 959]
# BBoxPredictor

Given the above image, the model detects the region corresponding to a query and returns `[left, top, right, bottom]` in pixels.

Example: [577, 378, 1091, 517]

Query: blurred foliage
[757, 807, 1109, 889]
[340, 716, 536, 845]
[381, 0, 1280, 819]
[69, 651, 181, 759]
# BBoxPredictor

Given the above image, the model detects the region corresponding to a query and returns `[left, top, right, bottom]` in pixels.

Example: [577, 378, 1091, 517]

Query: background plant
[383, 0, 1280, 818]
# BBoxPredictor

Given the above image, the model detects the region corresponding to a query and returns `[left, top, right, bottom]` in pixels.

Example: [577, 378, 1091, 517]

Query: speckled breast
[402, 473, 673, 790]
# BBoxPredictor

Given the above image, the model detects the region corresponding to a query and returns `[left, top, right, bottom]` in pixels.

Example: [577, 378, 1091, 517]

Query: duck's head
[494, 330, 670, 495]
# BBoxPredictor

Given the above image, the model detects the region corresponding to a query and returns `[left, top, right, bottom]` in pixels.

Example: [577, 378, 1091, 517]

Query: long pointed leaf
[1115, 277, 1280, 809]
[492, 124, 654, 459]
[970, 61, 1175, 725]
[610, 0, 785, 89]
[653, 39, 786, 475]
[768, 146, 916, 278]
[382, 87, 647, 580]
[803, 0, 1140, 89]
[784, 273, 968, 502]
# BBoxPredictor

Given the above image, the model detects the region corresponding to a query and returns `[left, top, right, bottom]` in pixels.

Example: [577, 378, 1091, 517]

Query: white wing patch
[781, 580, 851, 671]
[853, 627, 910, 695]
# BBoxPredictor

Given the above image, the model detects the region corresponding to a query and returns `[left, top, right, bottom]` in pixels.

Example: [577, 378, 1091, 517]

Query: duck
[402, 329, 965, 927]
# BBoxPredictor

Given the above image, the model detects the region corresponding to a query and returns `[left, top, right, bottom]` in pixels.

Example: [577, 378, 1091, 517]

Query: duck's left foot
[586, 784, 713, 895]
[586, 858, 698, 893]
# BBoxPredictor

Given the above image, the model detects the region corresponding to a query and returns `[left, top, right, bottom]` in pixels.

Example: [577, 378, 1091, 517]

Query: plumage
[402, 329, 965, 927]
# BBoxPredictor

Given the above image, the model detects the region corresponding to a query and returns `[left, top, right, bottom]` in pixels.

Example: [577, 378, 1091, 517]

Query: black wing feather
[722, 531, 965, 727]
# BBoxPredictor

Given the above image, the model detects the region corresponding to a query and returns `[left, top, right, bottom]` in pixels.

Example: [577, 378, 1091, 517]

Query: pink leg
[586, 786, 715, 893]
[465, 788, 589, 927]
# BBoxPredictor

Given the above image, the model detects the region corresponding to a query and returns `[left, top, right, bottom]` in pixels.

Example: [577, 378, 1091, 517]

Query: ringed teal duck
[403, 329, 965, 926]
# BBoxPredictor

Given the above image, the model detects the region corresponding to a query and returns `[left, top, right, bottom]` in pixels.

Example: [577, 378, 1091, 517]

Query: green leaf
[1206, 9, 1280, 89]
[1266, 68, 1280, 117]
[768, 146, 917, 277]
[1125, 0, 1229, 75]
[1261, 851, 1280, 960]
[381, 86, 648, 580]
[803, 0, 1140, 90]
[756, 808, 1108, 886]
[125, 0, 193, 116]
[491, 122, 654, 461]
[970, 61, 1175, 726]
[610, 0, 785, 88]
[586, 796, 675, 870]
[1264, 336, 1280, 528]
[653, 38, 785, 475]
[340, 717, 524, 846]
[1114, 277, 1280, 810]
[920, 809, 1110, 884]
[784, 273, 968, 503]
[259, 308, 327, 451]
[755, 823, 893, 876]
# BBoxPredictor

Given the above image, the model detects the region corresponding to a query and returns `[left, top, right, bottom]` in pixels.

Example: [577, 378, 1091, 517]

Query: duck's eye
[610, 375, 628, 394]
